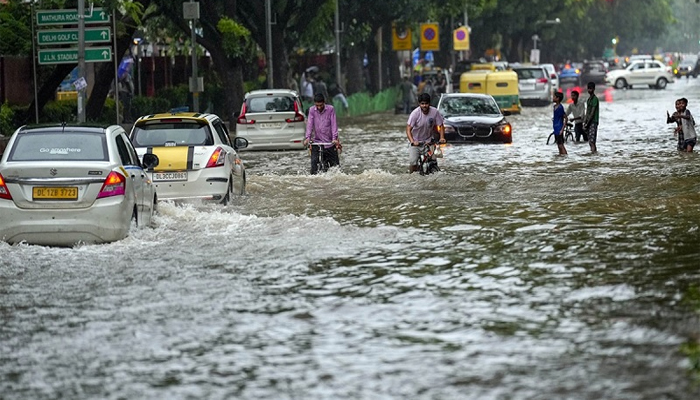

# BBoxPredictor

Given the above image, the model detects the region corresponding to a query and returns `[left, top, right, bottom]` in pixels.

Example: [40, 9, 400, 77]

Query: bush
[0, 102, 15, 136]
[132, 96, 170, 118]
[41, 100, 76, 123]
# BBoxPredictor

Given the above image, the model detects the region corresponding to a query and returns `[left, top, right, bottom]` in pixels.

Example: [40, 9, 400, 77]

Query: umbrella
[305, 65, 319, 73]
[117, 57, 134, 80]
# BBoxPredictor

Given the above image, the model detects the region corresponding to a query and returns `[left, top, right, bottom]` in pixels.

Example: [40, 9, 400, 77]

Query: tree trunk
[345, 45, 365, 95]
[208, 45, 244, 124]
[19, 64, 74, 125]
[86, 34, 136, 122]
[272, 28, 289, 90]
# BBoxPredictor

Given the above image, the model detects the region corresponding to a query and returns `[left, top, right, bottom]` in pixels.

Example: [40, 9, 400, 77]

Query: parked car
[235, 89, 306, 151]
[436, 93, 513, 144]
[558, 63, 582, 86]
[580, 60, 608, 86]
[0, 124, 159, 246]
[512, 65, 552, 106]
[605, 60, 675, 89]
[129, 112, 248, 204]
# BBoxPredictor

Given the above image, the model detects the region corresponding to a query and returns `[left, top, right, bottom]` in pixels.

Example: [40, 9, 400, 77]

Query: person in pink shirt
[303, 93, 340, 174]
[406, 93, 446, 173]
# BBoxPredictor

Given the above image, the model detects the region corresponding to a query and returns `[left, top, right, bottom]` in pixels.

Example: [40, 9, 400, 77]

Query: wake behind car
[129, 112, 248, 204]
[437, 93, 513, 144]
[0, 124, 159, 246]
[235, 89, 306, 151]
[605, 60, 674, 89]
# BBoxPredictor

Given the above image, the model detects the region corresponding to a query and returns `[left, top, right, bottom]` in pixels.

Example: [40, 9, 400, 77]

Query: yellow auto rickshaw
[459, 70, 521, 114]
[459, 71, 489, 94]
[485, 70, 521, 114]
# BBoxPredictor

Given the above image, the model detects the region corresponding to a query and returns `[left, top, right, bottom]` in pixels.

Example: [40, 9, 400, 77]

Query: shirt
[553, 103, 565, 134]
[407, 106, 443, 142]
[681, 109, 697, 140]
[585, 94, 600, 124]
[305, 104, 338, 147]
[565, 100, 585, 123]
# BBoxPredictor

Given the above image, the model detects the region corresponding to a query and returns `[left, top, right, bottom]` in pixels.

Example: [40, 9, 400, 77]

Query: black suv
[580, 60, 607, 85]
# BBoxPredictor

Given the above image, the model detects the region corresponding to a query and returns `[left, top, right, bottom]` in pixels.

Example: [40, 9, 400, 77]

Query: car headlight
[495, 122, 512, 135]
[444, 124, 456, 134]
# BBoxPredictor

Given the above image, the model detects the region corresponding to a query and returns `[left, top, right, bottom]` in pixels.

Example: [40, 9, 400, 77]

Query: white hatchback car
[0, 124, 159, 246]
[129, 112, 248, 204]
[235, 89, 306, 151]
[605, 60, 675, 89]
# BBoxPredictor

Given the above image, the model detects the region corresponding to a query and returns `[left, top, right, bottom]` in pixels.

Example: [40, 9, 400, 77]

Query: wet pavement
[2, 79, 700, 399]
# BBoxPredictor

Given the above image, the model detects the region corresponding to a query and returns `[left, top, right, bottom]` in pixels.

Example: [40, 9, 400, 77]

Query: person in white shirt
[565, 90, 587, 142]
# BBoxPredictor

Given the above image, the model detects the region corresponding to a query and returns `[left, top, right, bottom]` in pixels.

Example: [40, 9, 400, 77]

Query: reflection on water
[2, 81, 700, 399]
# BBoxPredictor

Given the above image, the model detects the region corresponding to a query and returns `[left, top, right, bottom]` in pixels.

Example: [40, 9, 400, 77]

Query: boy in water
[667, 99, 684, 151]
[552, 91, 568, 156]
[677, 97, 696, 152]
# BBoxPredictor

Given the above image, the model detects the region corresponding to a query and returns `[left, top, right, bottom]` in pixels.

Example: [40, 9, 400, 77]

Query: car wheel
[614, 78, 627, 89]
[656, 78, 667, 89]
[131, 206, 138, 229]
[221, 176, 233, 205]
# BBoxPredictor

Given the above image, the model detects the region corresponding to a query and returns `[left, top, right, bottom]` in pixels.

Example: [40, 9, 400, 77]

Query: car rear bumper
[0, 197, 132, 246]
[149, 167, 237, 201]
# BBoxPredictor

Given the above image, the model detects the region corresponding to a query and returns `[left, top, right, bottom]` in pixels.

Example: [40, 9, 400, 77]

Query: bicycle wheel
[546, 132, 555, 145]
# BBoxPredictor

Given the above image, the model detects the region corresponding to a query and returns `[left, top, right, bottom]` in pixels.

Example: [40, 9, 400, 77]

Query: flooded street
[3, 80, 700, 399]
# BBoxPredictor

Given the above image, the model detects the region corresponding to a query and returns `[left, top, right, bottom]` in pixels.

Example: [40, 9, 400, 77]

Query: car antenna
[61, 121, 67, 132]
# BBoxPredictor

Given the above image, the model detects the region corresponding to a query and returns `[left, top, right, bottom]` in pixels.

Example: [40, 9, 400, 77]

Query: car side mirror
[142, 153, 159, 169]
[502, 110, 512, 116]
[233, 137, 248, 150]
[551, 73, 557, 79]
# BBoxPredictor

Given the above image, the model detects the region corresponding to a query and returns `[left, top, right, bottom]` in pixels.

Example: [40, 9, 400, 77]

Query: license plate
[520, 84, 535, 91]
[153, 171, 188, 181]
[259, 122, 282, 129]
[33, 186, 78, 200]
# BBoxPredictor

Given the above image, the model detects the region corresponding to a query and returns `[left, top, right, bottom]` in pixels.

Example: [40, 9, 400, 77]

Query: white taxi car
[129, 112, 248, 204]
[605, 60, 675, 89]
[0, 124, 159, 246]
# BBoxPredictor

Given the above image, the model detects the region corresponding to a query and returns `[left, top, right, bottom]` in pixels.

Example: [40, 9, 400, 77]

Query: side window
[212, 120, 231, 147]
[115, 135, 136, 166]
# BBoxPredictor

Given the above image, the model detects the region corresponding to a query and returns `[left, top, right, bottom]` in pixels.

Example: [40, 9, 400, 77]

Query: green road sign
[37, 27, 111, 46]
[38, 47, 112, 65]
[36, 8, 110, 26]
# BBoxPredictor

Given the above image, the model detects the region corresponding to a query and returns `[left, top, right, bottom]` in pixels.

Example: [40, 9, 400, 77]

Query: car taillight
[536, 78, 548, 83]
[97, 171, 126, 199]
[206, 147, 226, 168]
[236, 103, 255, 125]
[0, 173, 12, 200]
[286, 101, 305, 123]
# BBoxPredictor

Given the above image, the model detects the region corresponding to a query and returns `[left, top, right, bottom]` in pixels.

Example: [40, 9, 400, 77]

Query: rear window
[8, 132, 107, 161]
[514, 68, 545, 79]
[247, 96, 296, 113]
[131, 122, 214, 147]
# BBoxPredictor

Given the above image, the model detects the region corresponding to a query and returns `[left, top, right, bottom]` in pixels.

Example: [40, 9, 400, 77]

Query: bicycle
[546, 122, 574, 145]
[413, 141, 440, 175]
[308, 141, 340, 174]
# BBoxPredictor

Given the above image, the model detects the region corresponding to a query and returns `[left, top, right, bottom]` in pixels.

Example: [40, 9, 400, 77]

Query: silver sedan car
[0, 124, 159, 246]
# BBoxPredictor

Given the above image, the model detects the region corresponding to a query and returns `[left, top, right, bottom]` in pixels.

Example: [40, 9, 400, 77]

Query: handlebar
[308, 142, 335, 146]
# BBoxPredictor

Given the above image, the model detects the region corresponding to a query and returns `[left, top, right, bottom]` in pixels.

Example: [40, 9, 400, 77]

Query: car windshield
[514, 68, 544, 80]
[131, 122, 214, 147]
[247, 96, 295, 113]
[7, 131, 107, 162]
[439, 97, 500, 116]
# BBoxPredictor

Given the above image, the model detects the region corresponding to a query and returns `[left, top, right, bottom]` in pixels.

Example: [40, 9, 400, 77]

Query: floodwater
[2, 79, 700, 400]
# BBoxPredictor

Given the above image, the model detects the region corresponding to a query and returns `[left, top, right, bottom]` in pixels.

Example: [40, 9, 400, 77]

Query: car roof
[17, 123, 116, 134]
[244, 89, 300, 98]
[133, 112, 218, 126]
[440, 93, 494, 100]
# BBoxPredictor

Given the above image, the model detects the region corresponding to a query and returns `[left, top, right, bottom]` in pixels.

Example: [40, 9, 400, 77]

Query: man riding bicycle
[406, 93, 446, 173]
[303, 93, 340, 174]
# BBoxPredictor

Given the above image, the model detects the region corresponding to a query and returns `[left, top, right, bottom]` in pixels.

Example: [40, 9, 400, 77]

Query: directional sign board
[37, 27, 111, 46]
[38, 47, 113, 65]
[36, 8, 110, 26]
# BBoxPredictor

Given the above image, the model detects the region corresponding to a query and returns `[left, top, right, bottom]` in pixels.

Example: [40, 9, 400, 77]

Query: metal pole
[137, 43, 142, 96]
[377, 27, 382, 91]
[335, 0, 341, 86]
[190, 0, 199, 112]
[30, 1, 39, 123]
[113, 9, 120, 124]
[77, 0, 86, 122]
[265, 0, 273, 88]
